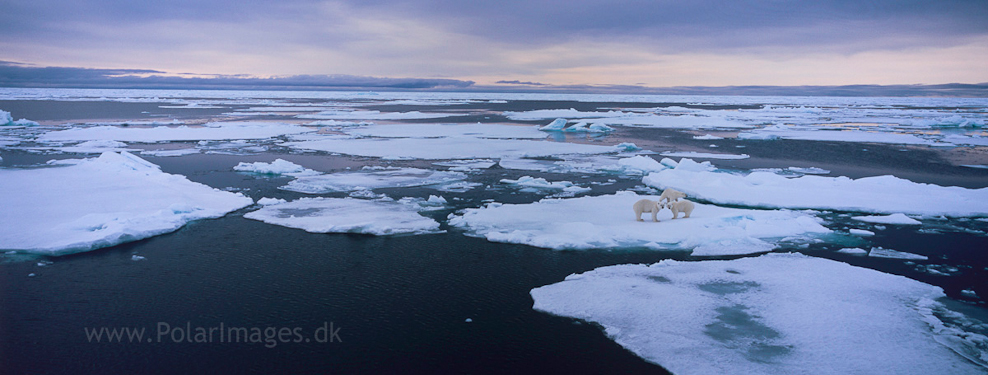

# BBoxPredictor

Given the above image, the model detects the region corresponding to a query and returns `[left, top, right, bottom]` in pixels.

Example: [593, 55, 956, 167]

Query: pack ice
[281, 167, 467, 194]
[0, 152, 253, 254]
[283, 136, 623, 160]
[36, 122, 314, 143]
[244, 197, 440, 235]
[531, 253, 988, 375]
[448, 191, 829, 254]
[643, 159, 988, 217]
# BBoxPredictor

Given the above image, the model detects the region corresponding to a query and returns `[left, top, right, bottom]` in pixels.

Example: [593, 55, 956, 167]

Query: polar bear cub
[633, 199, 663, 222]
[667, 199, 695, 219]
[658, 188, 687, 204]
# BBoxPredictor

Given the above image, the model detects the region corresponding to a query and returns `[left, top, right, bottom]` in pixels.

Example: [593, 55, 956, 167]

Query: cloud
[0, 61, 474, 90]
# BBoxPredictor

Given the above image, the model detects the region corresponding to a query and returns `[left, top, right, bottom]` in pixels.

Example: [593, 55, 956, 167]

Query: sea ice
[0, 152, 253, 254]
[849, 229, 875, 236]
[283, 137, 622, 160]
[659, 151, 750, 160]
[837, 247, 869, 255]
[852, 213, 922, 225]
[37, 122, 314, 143]
[643, 159, 988, 216]
[787, 166, 830, 175]
[499, 176, 591, 197]
[694, 134, 725, 140]
[448, 191, 829, 253]
[738, 125, 945, 146]
[280, 167, 467, 194]
[298, 110, 455, 120]
[243, 197, 441, 235]
[345, 123, 546, 139]
[44, 140, 137, 154]
[868, 247, 929, 260]
[233, 159, 320, 177]
[530, 253, 987, 375]
[432, 159, 497, 171]
[1, 110, 38, 126]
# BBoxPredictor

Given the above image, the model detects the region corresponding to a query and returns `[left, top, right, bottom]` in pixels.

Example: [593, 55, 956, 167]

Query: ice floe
[1, 110, 39, 126]
[36, 122, 314, 143]
[280, 167, 467, 194]
[530, 252, 987, 375]
[448, 191, 829, 254]
[244, 197, 440, 235]
[868, 247, 929, 260]
[537, 118, 614, 133]
[233, 159, 320, 177]
[643, 159, 988, 216]
[738, 125, 946, 146]
[283, 137, 622, 160]
[659, 151, 750, 160]
[432, 159, 497, 171]
[0, 152, 253, 254]
[298, 110, 455, 120]
[852, 213, 922, 225]
[499, 176, 591, 197]
[507, 111, 753, 129]
[345, 123, 545, 139]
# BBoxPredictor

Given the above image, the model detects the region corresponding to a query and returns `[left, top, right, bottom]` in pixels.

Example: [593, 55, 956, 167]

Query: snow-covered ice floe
[281, 167, 467, 194]
[345, 123, 546, 139]
[297, 110, 455, 120]
[868, 247, 929, 260]
[36, 122, 314, 143]
[538, 118, 614, 133]
[499, 176, 591, 197]
[283, 137, 622, 160]
[233, 159, 320, 177]
[659, 151, 750, 160]
[738, 125, 947, 146]
[852, 213, 922, 225]
[244, 197, 440, 235]
[0, 152, 253, 254]
[643, 159, 988, 217]
[531, 252, 988, 375]
[448, 191, 829, 254]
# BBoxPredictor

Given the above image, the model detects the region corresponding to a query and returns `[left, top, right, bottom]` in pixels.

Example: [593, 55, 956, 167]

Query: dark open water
[1, 96, 987, 374]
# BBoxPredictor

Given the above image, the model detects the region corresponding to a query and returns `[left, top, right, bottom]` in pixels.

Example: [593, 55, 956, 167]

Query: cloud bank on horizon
[1, 0, 986, 88]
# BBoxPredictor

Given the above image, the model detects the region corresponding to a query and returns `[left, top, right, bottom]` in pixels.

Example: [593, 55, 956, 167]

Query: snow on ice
[530, 252, 988, 375]
[37, 122, 314, 143]
[448, 191, 829, 254]
[659, 151, 750, 160]
[643, 159, 988, 217]
[852, 213, 922, 225]
[283, 137, 622, 160]
[281, 167, 467, 194]
[233, 159, 320, 177]
[244, 197, 441, 235]
[0, 152, 253, 254]
[345, 123, 546, 139]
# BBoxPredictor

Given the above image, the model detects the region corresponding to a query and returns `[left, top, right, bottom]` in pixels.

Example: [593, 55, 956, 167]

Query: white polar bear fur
[633, 199, 663, 222]
[667, 199, 695, 219]
[658, 188, 687, 204]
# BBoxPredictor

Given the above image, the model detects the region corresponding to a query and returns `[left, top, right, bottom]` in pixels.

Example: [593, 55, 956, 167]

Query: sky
[1, 0, 987, 90]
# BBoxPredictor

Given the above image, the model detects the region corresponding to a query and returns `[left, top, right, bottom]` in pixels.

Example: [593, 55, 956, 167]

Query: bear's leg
[671, 209, 679, 219]
[635, 208, 644, 222]
[651, 209, 659, 222]
[684, 207, 692, 218]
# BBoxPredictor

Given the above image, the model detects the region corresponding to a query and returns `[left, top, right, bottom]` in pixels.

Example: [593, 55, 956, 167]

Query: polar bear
[667, 199, 695, 219]
[633, 199, 663, 222]
[658, 188, 687, 204]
